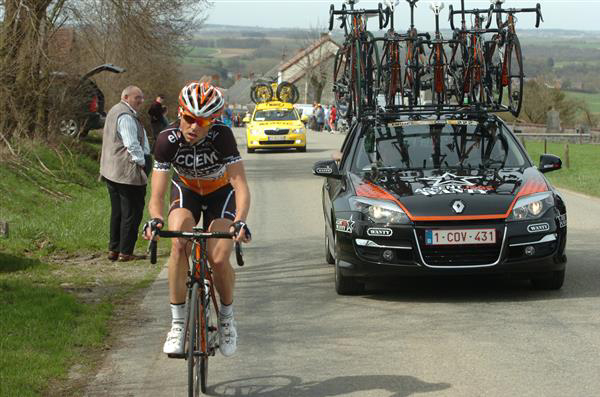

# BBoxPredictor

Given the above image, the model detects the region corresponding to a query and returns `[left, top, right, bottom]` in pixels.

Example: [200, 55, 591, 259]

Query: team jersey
[153, 122, 242, 195]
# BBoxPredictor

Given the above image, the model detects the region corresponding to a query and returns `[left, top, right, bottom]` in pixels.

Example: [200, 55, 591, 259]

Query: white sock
[170, 303, 185, 328]
[220, 302, 233, 318]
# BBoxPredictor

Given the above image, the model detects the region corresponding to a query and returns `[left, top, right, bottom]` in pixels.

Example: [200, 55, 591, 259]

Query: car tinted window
[253, 109, 298, 121]
[353, 120, 527, 171]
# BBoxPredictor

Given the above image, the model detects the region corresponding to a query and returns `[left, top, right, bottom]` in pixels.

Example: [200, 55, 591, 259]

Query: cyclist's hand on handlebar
[142, 218, 164, 240]
[230, 221, 252, 243]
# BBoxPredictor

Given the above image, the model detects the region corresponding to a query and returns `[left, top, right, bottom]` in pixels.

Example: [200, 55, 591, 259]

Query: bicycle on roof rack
[250, 79, 300, 104]
[375, 0, 431, 109]
[325, 0, 542, 121]
[329, 0, 385, 124]
[448, 1, 498, 106]
[485, 0, 544, 116]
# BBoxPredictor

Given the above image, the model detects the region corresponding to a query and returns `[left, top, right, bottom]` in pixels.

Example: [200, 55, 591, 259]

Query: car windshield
[353, 119, 527, 172]
[253, 109, 298, 121]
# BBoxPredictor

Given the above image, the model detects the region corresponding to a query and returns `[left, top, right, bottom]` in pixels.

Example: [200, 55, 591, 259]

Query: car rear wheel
[60, 119, 79, 137]
[335, 259, 364, 295]
[325, 225, 335, 265]
[531, 269, 565, 290]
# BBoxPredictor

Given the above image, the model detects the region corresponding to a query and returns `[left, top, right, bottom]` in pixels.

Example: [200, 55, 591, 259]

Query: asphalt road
[86, 128, 600, 397]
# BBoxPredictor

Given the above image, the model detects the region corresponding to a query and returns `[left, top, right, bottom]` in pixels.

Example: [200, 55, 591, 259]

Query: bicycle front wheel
[188, 282, 206, 397]
[507, 36, 524, 117]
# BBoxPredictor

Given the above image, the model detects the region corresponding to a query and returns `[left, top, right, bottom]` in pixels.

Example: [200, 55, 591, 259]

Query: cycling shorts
[169, 176, 236, 228]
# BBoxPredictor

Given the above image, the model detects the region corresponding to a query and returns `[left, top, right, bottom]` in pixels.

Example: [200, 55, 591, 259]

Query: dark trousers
[105, 178, 146, 255]
[151, 120, 167, 150]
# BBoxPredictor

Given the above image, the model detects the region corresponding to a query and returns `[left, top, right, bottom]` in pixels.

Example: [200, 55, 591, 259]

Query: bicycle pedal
[167, 353, 186, 359]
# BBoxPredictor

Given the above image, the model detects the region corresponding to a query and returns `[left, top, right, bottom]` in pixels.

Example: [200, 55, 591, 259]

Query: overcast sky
[205, 1, 600, 31]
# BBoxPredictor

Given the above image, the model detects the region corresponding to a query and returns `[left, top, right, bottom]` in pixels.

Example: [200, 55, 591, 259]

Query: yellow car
[244, 101, 307, 153]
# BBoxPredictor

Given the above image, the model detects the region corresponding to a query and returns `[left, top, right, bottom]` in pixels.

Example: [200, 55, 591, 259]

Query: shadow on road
[209, 374, 450, 397]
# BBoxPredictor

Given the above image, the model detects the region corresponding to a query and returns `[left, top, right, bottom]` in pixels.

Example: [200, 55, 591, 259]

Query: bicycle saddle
[430, 1, 444, 15]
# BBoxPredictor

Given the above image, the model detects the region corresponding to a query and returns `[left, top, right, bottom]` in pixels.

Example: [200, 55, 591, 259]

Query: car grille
[414, 223, 505, 267]
[259, 140, 295, 145]
[264, 129, 289, 135]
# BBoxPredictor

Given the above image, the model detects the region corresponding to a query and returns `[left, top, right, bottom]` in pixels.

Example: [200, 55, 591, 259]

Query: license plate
[425, 229, 496, 245]
[267, 136, 287, 141]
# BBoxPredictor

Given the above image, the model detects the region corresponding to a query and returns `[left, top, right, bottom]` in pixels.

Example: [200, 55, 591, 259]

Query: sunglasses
[182, 114, 216, 127]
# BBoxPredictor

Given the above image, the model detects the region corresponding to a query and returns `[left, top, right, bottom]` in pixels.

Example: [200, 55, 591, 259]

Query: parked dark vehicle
[54, 63, 126, 138]
[313, 114, 567, 295]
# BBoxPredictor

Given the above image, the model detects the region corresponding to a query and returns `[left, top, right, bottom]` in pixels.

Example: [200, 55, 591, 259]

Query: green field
[563, 90, 600, 114]
[524, 141, 600, 197]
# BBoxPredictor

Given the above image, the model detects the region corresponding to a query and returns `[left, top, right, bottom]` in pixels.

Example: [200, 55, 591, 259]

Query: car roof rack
[356, 103, 508, 123]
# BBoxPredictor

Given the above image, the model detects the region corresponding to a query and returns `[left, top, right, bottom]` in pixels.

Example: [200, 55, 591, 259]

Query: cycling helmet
[179, 81, 225, 118]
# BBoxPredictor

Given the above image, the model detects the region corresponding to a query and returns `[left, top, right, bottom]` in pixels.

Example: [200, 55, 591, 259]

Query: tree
[519, 79, 587, 127]
[0, 0, 210, 144]
[295, 28, 338, 103]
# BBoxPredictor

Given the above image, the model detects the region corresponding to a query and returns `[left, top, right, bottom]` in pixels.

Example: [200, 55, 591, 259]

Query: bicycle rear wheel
[507, 36, 524, 117]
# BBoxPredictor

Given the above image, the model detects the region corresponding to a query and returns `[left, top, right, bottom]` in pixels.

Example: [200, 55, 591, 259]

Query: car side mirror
[242, 117, 250, 123]
[539, 154, 562, 173]
[313, 160, 342, 179]
[301, 114, 309, 122]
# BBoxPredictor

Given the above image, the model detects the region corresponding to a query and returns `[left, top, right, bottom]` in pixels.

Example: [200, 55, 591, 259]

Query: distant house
[225, 34, 340, 106]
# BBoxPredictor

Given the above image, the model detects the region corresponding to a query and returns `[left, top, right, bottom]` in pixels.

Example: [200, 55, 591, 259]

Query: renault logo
[452, 200, 465, 214]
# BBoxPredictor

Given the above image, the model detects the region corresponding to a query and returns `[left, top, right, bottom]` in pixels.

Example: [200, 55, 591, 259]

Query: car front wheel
[335, 259, 364, 295]
[531, 269, 565, 290]
[325, 225, 335, 265]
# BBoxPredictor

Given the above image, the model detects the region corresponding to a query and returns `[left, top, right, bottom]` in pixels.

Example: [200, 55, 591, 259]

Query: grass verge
[0, 135, 162, 395]
[524, 141, 600, 197]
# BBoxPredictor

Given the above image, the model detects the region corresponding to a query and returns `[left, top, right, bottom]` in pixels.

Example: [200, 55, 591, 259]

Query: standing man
[148, 94, 168, 144]
[100, 85, 151, 262]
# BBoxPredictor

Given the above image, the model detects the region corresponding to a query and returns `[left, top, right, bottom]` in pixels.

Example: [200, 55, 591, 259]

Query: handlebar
[148, 229, 245, 267]
[329, 2, 385, 31]
[449, 4, 494, 31]
[492, 3, 544, 29]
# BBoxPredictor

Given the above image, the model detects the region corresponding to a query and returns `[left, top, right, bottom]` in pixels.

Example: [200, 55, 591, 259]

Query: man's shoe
[163, 326, 185, 355]
[108, 251, 119, 261]
[218, 315, 237, 357]
[118, 253, 146, 262]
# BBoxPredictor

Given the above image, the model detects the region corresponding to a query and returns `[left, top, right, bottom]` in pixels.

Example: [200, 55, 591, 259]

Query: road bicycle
[329, 0, 384, 122]
[401, 0, 431, 107]
[486, 0, 543, 116]
[148, 228, 244, 396]
[424, 2, 457, 106]
[448, 2, 497, 106]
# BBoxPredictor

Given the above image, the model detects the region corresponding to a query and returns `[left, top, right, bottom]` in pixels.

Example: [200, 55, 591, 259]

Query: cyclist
[143, 81, 251, 357]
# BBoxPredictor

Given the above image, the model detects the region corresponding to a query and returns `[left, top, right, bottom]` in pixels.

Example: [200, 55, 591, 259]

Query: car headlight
[250, 129, 262, 136]
[349, 197, 410, 224]
[508, 191, 554, 221]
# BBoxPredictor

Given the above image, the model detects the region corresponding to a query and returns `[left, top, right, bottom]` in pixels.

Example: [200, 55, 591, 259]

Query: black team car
[313, 113, 567, 295]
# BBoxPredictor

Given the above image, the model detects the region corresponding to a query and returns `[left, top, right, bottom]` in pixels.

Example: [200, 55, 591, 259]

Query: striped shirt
[117, 101, 150, 167]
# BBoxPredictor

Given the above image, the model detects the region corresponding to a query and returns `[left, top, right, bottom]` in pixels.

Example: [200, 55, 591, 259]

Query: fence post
[563, 143, 570, 169]
[544, 138, 547, 154]
[0, 221, 8, 238]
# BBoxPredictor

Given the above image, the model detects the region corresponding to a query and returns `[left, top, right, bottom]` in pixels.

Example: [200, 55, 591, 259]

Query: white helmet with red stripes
[178, 81, 225, 118]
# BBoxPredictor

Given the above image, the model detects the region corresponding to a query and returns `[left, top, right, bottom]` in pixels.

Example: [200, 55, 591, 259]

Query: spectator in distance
[148, 94, 168, 146]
